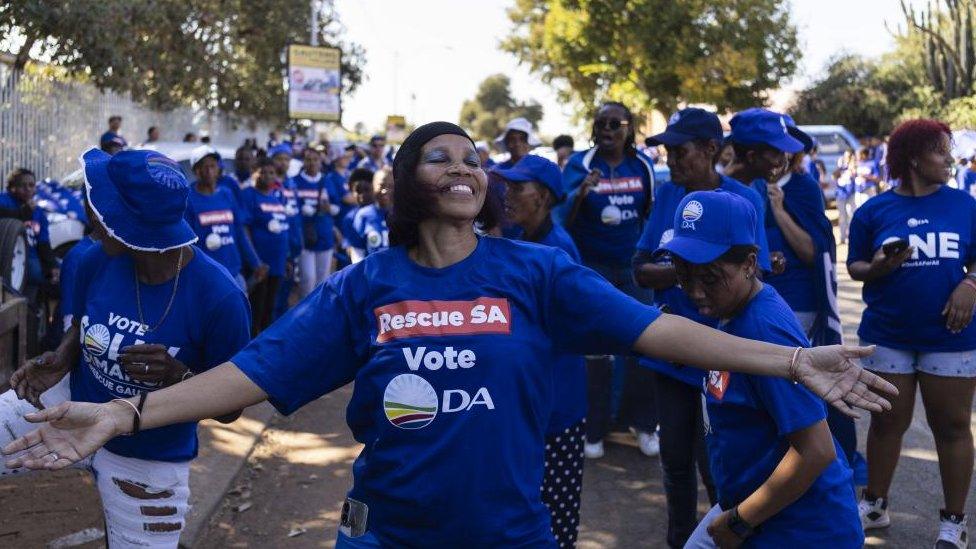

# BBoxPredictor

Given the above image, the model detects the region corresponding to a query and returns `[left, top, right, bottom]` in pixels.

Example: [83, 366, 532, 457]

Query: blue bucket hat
[645, 108, 723, 147]
[492, 154, 565, 202]
[656, 190, 758, 264]
[728, 108, 804, 154]
[81, 148, 198, 252]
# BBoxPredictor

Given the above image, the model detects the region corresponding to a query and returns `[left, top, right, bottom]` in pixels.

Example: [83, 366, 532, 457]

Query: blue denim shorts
[860, 340, 976, 378]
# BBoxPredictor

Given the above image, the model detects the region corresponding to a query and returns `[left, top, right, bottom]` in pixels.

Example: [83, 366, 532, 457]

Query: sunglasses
[594, 119, 629, 131]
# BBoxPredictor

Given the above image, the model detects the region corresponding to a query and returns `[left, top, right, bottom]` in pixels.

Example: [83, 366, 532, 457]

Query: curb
[179, 402, 277, 548]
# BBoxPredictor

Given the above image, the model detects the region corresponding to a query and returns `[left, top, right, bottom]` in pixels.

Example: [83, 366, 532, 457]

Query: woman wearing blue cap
[634, 107, 772, 548]
[2, 123, 894, 549]
[0, 148, 251, 548]
[186, 146, 266, 289]
[661, 191, 862, 549]
[561, 102, 659, 460]
[345, 168, 392, 263]
[496, 154, 588, 548]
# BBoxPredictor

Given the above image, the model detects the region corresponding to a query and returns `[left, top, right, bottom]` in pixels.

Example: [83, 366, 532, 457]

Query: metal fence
[0, 64, 272, 184]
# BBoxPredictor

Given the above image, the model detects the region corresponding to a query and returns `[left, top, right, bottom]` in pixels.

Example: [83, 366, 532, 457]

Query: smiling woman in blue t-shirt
[0, 148, 250, 548]
[664, 191, 862, 549]
[3, 123, 896, 549]
[848, 119, 975, 548]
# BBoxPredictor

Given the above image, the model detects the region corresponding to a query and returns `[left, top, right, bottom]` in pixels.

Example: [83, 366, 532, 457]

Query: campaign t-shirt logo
[375, 298, 511, 343]
[682, 200, 703, 229]
[205, 232, 223, 251]
[367, 230, 383, 249]
[907, 217, 929, 228]
[659, 228, 674, 246]
[600, 205, 623, 226]
[706, 370, 729, 400]
[384, 373, 439, 429]
[84, 324, 111, 356]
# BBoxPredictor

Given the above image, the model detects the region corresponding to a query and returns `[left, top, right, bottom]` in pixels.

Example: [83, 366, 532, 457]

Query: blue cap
[781, 114, 814, 153]
[269, 143, 293, 158]
[728, 108, 804, 153]
[492, 154, 565, 201]
[81, 148, 198, 252]
[655, 190, 758, 264]
[645, 108, 723, 146]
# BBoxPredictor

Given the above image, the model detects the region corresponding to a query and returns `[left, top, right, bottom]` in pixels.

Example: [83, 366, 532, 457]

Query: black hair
[6, 168, 35, 188]
[684, 137, 724, 165]
[349, 168, 375, 186]
[201, 135, 211, 144]
[108, 115, 121, 123]
[147, 126, 158, 136]
[254, 157, 274, 172]
[591, 102, 637, 156]
[389, 122, 503, 247]
[553, 134, 574, 150]
[718, 244, 759, 265]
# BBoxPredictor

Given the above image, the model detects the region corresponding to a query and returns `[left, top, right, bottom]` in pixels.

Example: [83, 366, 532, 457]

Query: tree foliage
[0, 0, 365, 123]
[502, 0, 800, 117]
[459, 74, 544, 141]
[900, 0, 976, 102]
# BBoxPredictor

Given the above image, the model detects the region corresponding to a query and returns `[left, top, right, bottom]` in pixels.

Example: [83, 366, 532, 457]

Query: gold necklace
[134, 247, 184, 333]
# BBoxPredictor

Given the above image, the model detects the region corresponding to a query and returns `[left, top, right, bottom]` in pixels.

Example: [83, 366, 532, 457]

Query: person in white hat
[494, 117, 541, 170]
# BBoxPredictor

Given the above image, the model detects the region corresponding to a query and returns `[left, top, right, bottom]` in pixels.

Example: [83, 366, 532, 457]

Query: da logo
[668, 111, 682, 125]
[383, 374, 438, 429]
[84, 324, 111, 356]
[600, 205, 622, 226]
[367, 230, 382, 249]
[681, 200, 703, 229]
[659, 228, 674, 246]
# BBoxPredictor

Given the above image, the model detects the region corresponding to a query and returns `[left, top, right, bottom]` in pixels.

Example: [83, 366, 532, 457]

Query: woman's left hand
[707, 511, 744, 549]
[796, 346, 897, 418]
[942, 280, 976, 334]
[119, 344, 189, 387]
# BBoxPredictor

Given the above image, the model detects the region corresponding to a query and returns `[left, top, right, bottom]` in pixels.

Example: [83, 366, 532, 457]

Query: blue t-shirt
[562, 150, 654, 267]
[71, 245, 251, 462]
[275, 177, 304, 258]
[216, 174, 244, 208]
[185, 186, 258, 278]
[60, 236, 96, 330]
[705, 285, 861, 547]
[325, 170, 353, 224]
[963, 170, 976, 196]
[848, 186, 976, 351]
[230, 237, 661, 547]
[854, 160, 879, 194]
[635, 176, 771, 386]
[0, 193, 50, 261]
[292, 171, 340, 252]
[240, 187, 291, 277]
[520, 221, 588, 433]
[764, 173, 822, 313]
[346, 204, 389, 256]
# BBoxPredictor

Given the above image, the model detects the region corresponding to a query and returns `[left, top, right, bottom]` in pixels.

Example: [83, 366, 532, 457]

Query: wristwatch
[727, 506, 757, 540]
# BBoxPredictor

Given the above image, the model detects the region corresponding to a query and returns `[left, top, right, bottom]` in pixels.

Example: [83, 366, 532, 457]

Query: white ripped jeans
[0, 377, 191, 548]
[299, 248, 334, 296]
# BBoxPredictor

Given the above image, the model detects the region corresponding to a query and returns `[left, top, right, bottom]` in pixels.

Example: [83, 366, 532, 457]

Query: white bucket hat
[494, 118, 542, 151]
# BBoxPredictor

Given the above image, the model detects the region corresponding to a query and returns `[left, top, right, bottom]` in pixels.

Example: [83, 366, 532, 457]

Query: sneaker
[936, 510, 968, 549]
[636, 430, 660, 457]
[583, 440, 604, 459]
[858, 493, 891, 530]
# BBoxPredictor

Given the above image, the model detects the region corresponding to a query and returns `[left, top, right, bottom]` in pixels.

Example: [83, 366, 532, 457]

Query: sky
[334, 0, 916, 138]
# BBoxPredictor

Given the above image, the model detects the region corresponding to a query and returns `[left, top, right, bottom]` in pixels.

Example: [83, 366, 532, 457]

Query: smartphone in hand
[882, 239, 910, 257]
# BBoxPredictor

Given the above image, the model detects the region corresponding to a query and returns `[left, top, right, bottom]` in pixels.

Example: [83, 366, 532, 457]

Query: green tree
[502, 0, 799, 118]
[900, 0, 976, 102]
[459, 74, 544, 141]
[0, 0, 366, 123]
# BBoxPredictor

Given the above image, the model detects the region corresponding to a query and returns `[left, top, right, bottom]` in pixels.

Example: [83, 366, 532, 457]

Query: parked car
[798, 125, 860, 202]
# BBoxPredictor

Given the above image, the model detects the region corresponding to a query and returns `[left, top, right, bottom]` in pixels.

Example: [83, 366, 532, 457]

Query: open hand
[2, 401, 128, 470]
[796, 345, 897, 418]
[10, 352, 71, 409]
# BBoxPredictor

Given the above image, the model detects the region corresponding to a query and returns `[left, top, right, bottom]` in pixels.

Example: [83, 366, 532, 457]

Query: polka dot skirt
[541, 420, 585, 548]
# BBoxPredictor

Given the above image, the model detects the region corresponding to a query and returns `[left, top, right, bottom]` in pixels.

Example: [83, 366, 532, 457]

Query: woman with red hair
[848, 119, 974, 548]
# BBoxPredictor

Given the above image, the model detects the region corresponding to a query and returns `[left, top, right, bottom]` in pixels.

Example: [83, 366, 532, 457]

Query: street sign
[287, 44, 341, 122]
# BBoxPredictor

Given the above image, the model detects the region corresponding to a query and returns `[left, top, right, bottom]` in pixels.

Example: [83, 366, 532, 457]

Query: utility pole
[310, 0, 319, 46]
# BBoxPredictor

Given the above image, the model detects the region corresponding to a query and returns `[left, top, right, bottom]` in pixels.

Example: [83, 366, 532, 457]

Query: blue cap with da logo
[728, 108, 805, 153]
[656, 190, 758, 264]
[492, 154, 565, 201]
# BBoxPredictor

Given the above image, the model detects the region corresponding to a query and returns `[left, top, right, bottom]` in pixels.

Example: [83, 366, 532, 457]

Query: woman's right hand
[1, 401, 130, 470]
[867, 245, 913, 280]
[10, 352, 71, 409]
[578, 169, 602, 198]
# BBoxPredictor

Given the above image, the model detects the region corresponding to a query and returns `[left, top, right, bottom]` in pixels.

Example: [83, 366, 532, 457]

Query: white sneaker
[583, 440, 604, 459]
[935, 510, 968, 549]
[858, 494, 891, 530]
[636, 430, 660, 457]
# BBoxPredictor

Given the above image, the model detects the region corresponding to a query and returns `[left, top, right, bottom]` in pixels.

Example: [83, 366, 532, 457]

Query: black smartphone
[882, 239, 910, 257]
